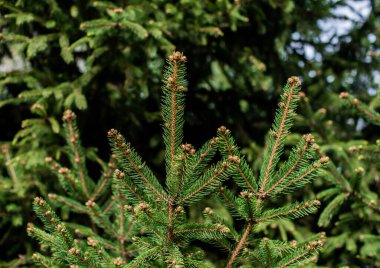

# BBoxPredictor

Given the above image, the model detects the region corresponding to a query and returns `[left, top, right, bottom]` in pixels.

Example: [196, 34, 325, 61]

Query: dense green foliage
[1, 0, 380, 267]
[28, 53, 327, 267]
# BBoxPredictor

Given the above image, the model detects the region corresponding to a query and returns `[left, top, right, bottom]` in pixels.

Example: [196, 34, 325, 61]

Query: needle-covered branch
[29, 55, 328, 267]
[259, 77, 302, 193]
[108, 129, 168, 203]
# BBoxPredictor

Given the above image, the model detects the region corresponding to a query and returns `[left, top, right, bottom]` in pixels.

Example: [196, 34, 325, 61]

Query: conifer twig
[114, 170, 145, 202]
[282, 157, 328, 190]
[260, 78, 300, 193]
[102, 197, 116, 215]
[48, 193, 87, 213]
[340, 92, 380, 125]
[265, 134, 313, 195]
[225, 221, 253, 268]
[85, 200, 119, 238]
[318, 150, 380, 213]
[2, 144, 19, 184]
[218, 130, 258, 195]
[63, 110, 90, 198]
[109, 131, 168, 203]
[177, 162, 231, 205]
[91, 158, 115, 201]
[278, 240, 323, 268]
[218, 187, 241, 216]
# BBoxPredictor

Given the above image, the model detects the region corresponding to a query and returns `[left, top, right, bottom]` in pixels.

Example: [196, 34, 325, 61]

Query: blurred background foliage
[1, 0, 380, 267]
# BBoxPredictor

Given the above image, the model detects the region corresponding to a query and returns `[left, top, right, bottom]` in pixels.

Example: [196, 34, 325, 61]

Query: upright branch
[161, 52, 187, 243]
[225, 221, 253, 268]
[2, 144, 19, 185]
[259, 77, 301, 195]
[108, 129, 168, 203]
[62, 110, 90, 199]
[221, 77, 327, 267]
[162, 51, 187, 196]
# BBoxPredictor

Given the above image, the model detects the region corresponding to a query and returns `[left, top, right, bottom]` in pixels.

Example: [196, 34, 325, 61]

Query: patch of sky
[291, 0, 371, 61]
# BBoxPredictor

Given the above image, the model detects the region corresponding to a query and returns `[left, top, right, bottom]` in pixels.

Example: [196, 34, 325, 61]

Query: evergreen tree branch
[317, 150, 380, 212]
[183, 137, 218, 188]
[162, 52, 187, 191]
[85, 200, 120, 239]
[125, 246, 161, 268]
[225, 221, 253, 268]
[32, 197, 73, 248]
[114, 170, 145, 203]
[91, 158, 115, 201]
[217, 187, 242, 218]
[218, 129, 259, 195]
[173, 227, 227, 235]
[256, 200, 320, 223]
[277, 240, 323, 268]
[178, 160, 232, 205]
[351, 190, 380, 213]
[47, 193, 87, 214]
[263, 238, 273, 267]
[170, 60, 179, 181]
[45, 158, 87, 199]
[279, 157, 329, 193]
[168, 203, 174, 242]
[102, 198, 116, 215]
[87, 238, 114, 268]
[116, 189, 127, 262]
[340, 92, 380, 125]
[259, 77, 301, 194]
[2, 144, 19, 184]
[265, 134, 313, 195]
[203, 206, 238, 241]
[123, 220, 135, 241]
[31, 253, 52, 268]
[108, 130, 168, 203]
[63, 110, 90, 199]
[27, 224, 62, 250]
[172, 145, 192, 202]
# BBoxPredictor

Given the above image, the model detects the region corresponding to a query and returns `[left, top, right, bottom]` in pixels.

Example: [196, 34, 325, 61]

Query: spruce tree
[299, 91, 380, 266]
[28, 53, 328, 267]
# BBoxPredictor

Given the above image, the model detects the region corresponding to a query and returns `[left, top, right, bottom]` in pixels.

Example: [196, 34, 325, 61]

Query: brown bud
[85, 200, 96, 207]
[107, 129, 117, 137]
[355, 167, 364, 174]
[320, 156, 329, 164]
[217, 126, 227, 133]
[48, 193, 57, 199]
[240, 191, 249, 197]
[167, 77, 174, 84]
[204, 207, 213, 214]
[62, 110, 76, 121]
[174, 51, 181, 59]
[58, 167, 69, 174]
[339, 92, 349, 99]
